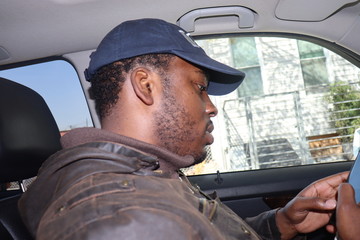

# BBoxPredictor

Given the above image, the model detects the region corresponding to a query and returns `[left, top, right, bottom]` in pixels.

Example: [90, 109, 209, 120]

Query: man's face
[153, 57, 218, 165]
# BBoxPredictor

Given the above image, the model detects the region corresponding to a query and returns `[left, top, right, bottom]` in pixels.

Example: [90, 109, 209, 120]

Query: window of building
[297, 40, 329, 90]
[230, 37, 263, 97]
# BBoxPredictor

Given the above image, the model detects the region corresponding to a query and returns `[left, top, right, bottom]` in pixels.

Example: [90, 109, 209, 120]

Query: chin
[193, 150, 207, 165]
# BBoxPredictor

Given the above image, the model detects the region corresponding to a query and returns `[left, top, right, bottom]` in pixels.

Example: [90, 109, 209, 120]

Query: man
[19, 18, 350, 239]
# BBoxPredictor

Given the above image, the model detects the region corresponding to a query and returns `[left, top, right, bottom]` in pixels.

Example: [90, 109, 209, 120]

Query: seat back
[0, 78, 62, 239]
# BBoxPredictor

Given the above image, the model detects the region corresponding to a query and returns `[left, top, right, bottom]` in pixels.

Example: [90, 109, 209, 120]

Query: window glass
[183, 36, 360, 175]
[231, 37, 263, 97]
[298, 40, 329, 90]
[0, 60, 92, 133]
[237, 67, 263, 97]
[301, 58, 328, 87]
[298, 40, 325, 59]
[231, 37, 259, 67]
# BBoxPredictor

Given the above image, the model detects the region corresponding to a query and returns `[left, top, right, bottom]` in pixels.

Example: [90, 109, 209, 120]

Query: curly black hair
[89, 53, 175, 120]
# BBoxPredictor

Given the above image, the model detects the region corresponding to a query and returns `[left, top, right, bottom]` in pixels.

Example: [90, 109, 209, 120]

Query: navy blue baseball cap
[85, 18, 245, 96]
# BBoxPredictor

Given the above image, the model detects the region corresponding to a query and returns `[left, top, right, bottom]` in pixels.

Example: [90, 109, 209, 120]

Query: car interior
[1, 0, 360, 239]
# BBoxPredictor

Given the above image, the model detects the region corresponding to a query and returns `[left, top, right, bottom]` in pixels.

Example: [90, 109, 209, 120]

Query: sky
[0, 60, 92, 130]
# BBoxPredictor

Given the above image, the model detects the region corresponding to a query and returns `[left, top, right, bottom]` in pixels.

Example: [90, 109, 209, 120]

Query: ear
[129, 67, 156, 105]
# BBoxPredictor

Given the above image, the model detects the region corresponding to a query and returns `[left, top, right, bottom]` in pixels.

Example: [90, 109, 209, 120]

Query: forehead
[170, 57, 209, 83]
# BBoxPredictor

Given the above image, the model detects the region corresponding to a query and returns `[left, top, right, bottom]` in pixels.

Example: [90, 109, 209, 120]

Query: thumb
[284, 196, 336, 223]
[337, 183, 356, 208]
[320, 198, 337, 210]
[336, 183, 360, 240]
[295, 197, 336, 212]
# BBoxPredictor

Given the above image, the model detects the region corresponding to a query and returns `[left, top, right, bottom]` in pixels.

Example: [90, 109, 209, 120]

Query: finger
[326, 224, 336, 234]
[300, 171, 349, 197]
[292, 197, 336, 213]
[337, 183, 356, 206]
[316, 171, 349, 188]
[317, 198, 337, 210]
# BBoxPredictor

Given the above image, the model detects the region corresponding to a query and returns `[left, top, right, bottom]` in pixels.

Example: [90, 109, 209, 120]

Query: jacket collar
[61, 127, 196, 178]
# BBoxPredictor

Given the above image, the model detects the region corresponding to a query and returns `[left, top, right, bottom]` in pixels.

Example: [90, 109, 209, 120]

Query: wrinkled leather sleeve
[245, 209, 307, 240]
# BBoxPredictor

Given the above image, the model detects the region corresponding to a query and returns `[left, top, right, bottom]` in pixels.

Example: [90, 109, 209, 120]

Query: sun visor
[275, 0, 358, 21]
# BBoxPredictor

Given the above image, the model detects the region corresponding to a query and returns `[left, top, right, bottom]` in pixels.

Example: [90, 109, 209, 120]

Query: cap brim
[172, 50, 245, 96]
[206, 70, 244, 96]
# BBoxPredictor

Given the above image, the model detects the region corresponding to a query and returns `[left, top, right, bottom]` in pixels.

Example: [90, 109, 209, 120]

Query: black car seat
[0, 78, 61, 239]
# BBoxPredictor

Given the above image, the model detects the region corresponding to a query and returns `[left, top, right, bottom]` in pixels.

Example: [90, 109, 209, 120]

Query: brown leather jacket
[18, 128, 292, 240]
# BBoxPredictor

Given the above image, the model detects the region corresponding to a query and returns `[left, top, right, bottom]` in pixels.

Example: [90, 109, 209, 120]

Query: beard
[153, 85, 207, 166]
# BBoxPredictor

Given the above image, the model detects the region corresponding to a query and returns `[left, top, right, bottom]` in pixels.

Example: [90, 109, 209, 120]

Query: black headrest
[0, 78, 61, 182]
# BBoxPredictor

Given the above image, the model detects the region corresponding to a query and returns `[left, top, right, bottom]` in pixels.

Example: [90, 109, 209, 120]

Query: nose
[205, 93, 218, 117]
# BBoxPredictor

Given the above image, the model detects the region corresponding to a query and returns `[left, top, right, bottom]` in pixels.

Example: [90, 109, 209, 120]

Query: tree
[326, 81, 360, 142]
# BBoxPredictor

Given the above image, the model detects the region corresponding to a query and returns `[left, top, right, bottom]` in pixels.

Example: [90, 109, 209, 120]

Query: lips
[205, 122, 215, 145]
[207, 123, 214, 133]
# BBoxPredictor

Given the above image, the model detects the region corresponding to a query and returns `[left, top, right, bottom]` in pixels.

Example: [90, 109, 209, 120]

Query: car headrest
[0, 78, 61, 182]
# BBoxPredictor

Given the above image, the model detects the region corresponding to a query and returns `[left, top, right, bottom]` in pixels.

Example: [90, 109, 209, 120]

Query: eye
[196, 83, 207, 92]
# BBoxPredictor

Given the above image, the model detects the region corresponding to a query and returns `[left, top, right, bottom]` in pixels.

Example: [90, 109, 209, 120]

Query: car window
[183, 36, 360, 175]
[0, 60, 92, 133]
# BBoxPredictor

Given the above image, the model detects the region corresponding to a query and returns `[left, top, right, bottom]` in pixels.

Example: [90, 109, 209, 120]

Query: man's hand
[275, 171, 348, 240]
[335, 183, 360, 240]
